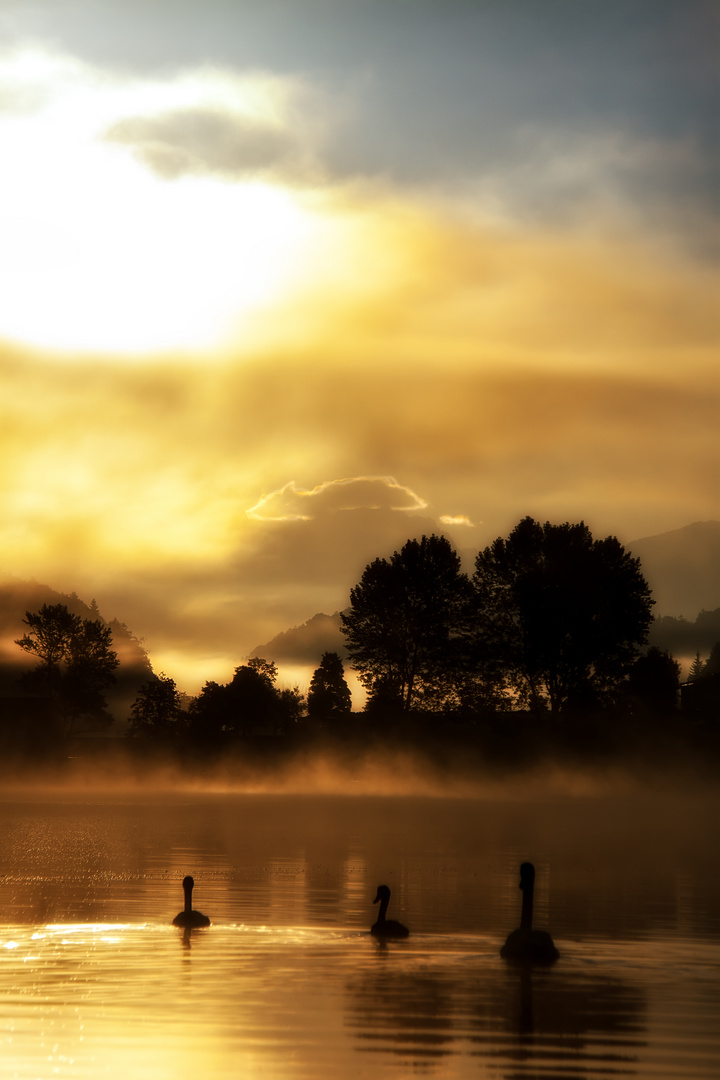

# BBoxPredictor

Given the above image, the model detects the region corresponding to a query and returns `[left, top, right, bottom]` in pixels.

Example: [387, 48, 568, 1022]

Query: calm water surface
[0, 787, 719, 1079]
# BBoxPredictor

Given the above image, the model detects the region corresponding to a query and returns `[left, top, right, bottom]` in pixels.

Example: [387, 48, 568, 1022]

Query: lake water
[0, 779, 719, 1079]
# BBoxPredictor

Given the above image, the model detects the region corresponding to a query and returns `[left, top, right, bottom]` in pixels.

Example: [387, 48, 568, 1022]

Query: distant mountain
[251, 611, 346, 666]
[627, 521, 720, 619]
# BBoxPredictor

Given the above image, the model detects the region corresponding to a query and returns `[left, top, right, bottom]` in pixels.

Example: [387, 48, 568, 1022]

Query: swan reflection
[346, 950, 647, 1075]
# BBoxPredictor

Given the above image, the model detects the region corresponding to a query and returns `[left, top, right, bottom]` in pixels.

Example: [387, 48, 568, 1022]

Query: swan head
[183, 875, 195, 891]
[373, 885, 391, 905]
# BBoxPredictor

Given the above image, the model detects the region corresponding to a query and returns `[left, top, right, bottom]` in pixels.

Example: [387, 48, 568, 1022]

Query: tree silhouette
[704, 642, 720, 678]
[188, 657, 303, 743]
[472, 518, 654, 713]
[128, 673, 186, 738]
[15, 603, 119, 737]
[187, 680, 228, 746]
[228, 661, 281, 736]
[626, 647, 681, 717]
[246, 657, 278, 685]
[307, 652, 352, 721]
[342, 535, 473, 712]
[688, 651, 705, 682]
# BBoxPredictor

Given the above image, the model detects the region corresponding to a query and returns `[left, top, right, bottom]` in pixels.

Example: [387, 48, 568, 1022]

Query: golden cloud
[440, 515, 475, 527]
[247, 478, 428, 521]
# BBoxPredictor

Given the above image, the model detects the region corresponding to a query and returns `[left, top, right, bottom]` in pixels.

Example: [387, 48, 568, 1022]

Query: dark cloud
[6, 0, 719, 231]
[242, 506, 440, 590]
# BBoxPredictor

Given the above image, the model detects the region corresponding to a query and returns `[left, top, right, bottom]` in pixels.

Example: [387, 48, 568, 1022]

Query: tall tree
[688, 651, 705, 682]
[307, 652, 352, 720]
[472, 517, 654, 713]
[341, 534, 473, 712]
[15, 603, 119, 736]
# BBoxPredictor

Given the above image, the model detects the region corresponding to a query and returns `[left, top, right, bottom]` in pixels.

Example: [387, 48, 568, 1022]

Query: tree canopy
[472, 517, 654, 712]
[341, 520, 654, 717]
[128, 673, 186, 738]
[15, 603, 119, 736]
[341, 534, 473, 712]
[625, 647, 680, 717]
[188, 657, 304, 744]
[307, 652, 352, 720]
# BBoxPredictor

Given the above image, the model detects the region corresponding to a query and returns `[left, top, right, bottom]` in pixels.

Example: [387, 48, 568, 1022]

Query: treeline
[127, 652, 352, 743]
[3, 516, 720, 771]
[117, 517, 720, 765]
[343, 519, 664, 717]
[651, 608, 720, 657]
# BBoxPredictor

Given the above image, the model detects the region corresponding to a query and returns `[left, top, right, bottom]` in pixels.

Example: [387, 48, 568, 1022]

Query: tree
[688, 651, 705, 682]
[626, 647, 681, 717]
[15, 603, 119, 737]
[187, 680, 228, 746]
[472, 518, 654, 714]
[228, 660, 281, 735]
[307, 652, 352, 721]
[128, 673, 186, 738]
[187, 658, 301, 743]
[704, 642, 720, 678]
[341, 534, 473, 712]
[246, 657, 278, 685]
[276, 685, 306, 731]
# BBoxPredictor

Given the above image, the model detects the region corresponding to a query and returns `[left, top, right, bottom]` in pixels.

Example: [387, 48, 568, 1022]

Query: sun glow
[0, 49, 319, 355]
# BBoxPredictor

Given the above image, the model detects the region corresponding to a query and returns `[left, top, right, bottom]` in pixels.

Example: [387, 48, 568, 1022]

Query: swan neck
[377, 894, 390, 922]
[520, 882, 534, 931]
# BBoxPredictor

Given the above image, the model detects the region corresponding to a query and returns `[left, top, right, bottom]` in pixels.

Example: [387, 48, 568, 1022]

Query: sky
[1, 0, 718, 693]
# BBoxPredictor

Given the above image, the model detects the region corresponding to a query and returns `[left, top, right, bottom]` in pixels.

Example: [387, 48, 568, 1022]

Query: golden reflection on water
[0, 791, 719, 1078]
[1, 921, 719, 1079]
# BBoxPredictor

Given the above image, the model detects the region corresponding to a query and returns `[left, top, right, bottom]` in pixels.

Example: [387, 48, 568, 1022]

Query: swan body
[172, 875, 211, 929]
[371, 884, 409, 938]
[501, 862, 558, 963]
[500, 927, 559, 963]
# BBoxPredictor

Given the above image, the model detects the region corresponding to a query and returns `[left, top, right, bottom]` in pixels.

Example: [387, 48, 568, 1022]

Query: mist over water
[1, 750, 719, 1078]
[1, 724, 717, 802]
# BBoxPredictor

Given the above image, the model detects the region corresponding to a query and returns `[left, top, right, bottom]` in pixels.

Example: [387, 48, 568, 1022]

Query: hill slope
[0, 579, 154, 723]
[628, 521, 720, 618]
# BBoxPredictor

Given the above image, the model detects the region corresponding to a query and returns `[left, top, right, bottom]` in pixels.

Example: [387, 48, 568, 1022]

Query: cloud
[440, 515, 475, 528]
[247, 477, 428, 522]
[104, 107, 313, 182]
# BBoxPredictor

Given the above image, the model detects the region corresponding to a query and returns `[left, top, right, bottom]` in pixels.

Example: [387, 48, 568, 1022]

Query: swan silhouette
[500, 862, 558, 963]
[172, 875, 211, 929]
[371, 884, 409, 938]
